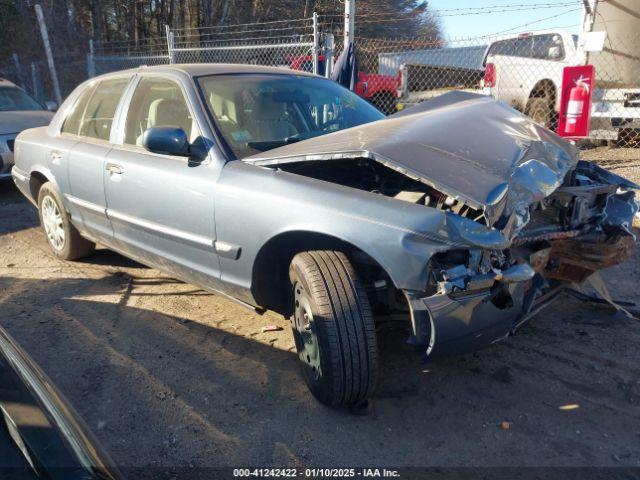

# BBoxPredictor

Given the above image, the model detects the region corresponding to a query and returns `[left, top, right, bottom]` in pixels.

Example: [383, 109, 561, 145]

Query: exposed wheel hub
[293, 281, 321, 380]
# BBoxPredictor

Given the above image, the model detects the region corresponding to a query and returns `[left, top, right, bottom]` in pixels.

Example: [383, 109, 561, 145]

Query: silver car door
[103, 75, 221, 289]
[65, 76, 132, 243]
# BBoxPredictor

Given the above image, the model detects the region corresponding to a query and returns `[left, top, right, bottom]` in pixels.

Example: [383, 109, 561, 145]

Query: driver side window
[124, 78, 196, 147]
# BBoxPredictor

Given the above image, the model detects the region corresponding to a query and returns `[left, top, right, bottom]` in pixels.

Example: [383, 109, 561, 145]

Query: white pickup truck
[483, 30, 579, 128]
[484, 18, 640, 143]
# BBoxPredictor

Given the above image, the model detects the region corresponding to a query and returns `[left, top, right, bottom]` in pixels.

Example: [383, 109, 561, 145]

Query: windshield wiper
[247, 138, 300, 151]
[247, 131, 324, 152]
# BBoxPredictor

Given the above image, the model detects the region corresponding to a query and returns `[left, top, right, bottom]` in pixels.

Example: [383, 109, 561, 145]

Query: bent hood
[245, 91, 579, 234]
[0, 110, 54, 135]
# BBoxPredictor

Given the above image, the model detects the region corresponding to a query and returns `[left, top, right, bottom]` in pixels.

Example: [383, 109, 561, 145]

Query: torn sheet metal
[245, 91, 579, 236]
[582, 272, 638, 320]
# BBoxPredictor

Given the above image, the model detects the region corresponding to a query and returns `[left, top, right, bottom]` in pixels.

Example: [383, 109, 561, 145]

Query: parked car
[12, 65, 638, 407]
[289, 54, 402, 114]
[0, 78, 55, 181]
[0, 323, 121, 478]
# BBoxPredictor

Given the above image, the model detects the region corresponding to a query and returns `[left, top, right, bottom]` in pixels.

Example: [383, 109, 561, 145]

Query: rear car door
[64, 76, 132, 243]
[103, 75, 221, 289]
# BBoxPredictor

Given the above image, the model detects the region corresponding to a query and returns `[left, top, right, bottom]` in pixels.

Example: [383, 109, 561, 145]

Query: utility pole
[12, 53, 25, 89]
[87, 39, 96, 78]
[344, 0, 355, 46]
[31, 63, 39, 101]
[312, 12, 319, 75]
[581, 0, 598, 33]
[165, 25, 175, 64]
[35, 4, 62, 104]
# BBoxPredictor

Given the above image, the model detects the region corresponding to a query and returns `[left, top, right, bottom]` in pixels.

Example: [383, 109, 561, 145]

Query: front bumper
[406, 281, 527, 359]
[406, 229, 636, 359]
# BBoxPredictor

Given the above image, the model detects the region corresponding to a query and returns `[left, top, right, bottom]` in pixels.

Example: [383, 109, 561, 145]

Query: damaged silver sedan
[12, 65, 638, 407]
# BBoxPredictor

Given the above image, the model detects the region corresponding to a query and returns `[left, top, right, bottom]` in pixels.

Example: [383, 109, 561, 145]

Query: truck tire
[371, 92, 397, 115]
[289, 250, 378, 407]
[38, 182, 95, 260]
[525, 96, 554, 129]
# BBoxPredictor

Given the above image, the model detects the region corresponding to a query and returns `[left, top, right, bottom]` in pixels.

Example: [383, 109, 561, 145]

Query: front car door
[103, 74, 221, 290]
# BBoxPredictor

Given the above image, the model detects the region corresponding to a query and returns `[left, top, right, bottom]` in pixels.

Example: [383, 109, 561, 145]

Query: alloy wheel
[42, 195, 65, 251]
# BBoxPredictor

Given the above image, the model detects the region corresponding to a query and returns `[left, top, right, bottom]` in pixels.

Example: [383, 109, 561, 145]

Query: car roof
[95, 63, 319, 80]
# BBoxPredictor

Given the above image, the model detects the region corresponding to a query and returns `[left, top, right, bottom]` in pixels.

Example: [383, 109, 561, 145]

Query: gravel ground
[1, 149, 640, 476]
[581, 146, 640, 189]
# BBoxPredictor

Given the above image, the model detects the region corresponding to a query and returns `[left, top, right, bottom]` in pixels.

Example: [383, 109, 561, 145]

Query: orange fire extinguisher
[565, 76, 590, 135]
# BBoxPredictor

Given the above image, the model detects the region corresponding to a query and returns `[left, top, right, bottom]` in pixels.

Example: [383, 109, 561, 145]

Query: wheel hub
[42, 195, 65, 251]
[293, 281, 321, 380]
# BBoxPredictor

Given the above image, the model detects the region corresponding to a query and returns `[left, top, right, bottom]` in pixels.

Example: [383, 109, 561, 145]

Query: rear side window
[78, 78, 130, 141]
[487, 37, 533, 59]
[531, 34, 564, 60]
[61, 84, 96, 135]
[123, 78, 196, 146]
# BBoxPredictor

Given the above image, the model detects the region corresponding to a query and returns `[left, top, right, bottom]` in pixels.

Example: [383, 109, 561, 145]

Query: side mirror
[142, 126, 190, 156]
[45, 101, 58, 111]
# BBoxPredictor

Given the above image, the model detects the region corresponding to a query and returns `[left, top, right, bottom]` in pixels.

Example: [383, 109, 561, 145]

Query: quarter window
[78, 78, 129, 141]
[61, 83, 97, 135]
[123, 78, 196, 146]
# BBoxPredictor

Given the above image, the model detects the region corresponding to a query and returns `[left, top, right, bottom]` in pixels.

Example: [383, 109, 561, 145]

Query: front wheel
[38, 182, 95, 260]
[289, 251, 378, 407]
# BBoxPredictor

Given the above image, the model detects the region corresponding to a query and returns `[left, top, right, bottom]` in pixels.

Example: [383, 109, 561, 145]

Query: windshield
[0, 86, 43, 111]
[197, 74, 385, 158]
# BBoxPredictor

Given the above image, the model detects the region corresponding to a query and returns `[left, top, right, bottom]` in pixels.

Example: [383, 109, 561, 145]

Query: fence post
[31, 62, 40, 101]
[165, 25, 175, 64]
[312, 12, 319, 75]
[35, 4, 62, 104]
[87, 39, 96, 78]
[344, 0, 355, 46]
[12, 53, 25, 89]
[323, 34, 334, 79]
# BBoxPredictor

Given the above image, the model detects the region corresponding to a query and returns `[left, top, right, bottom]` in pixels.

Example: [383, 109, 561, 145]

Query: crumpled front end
[247, 91, 638, 358]
[407, 160, 638, 358]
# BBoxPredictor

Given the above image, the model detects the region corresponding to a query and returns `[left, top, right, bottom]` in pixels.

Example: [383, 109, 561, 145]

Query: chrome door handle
[50, 150, 63, 164]
[105, 163, 124, 175]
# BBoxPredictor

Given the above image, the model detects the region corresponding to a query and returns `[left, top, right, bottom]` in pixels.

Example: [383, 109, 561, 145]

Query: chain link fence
[169, 17, 317, 68]
[335, 30, 640, 152]
[5, 12, 640, 158]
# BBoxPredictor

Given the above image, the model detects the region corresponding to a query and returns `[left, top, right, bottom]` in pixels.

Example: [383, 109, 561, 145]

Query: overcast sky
[428, 0, 585, 39]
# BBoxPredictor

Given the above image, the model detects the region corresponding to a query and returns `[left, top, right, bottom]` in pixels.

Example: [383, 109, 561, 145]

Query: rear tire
[38, 182, 95, 260]
[525, 96, 554, 129]
[289, 251, 378, 407]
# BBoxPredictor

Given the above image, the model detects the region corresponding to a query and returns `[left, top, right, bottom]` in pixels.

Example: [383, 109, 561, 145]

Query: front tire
[38, 182, 95, 260]
[289, 251, 378, 407]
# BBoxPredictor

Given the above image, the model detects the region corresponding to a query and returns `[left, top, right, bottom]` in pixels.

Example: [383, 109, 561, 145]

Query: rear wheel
[289, 251, 378, 407]
[525, 96, 555, 129]
[38, 182, 95, 260]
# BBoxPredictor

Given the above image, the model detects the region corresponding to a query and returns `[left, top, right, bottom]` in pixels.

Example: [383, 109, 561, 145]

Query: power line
[320, 1, 582, 18]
